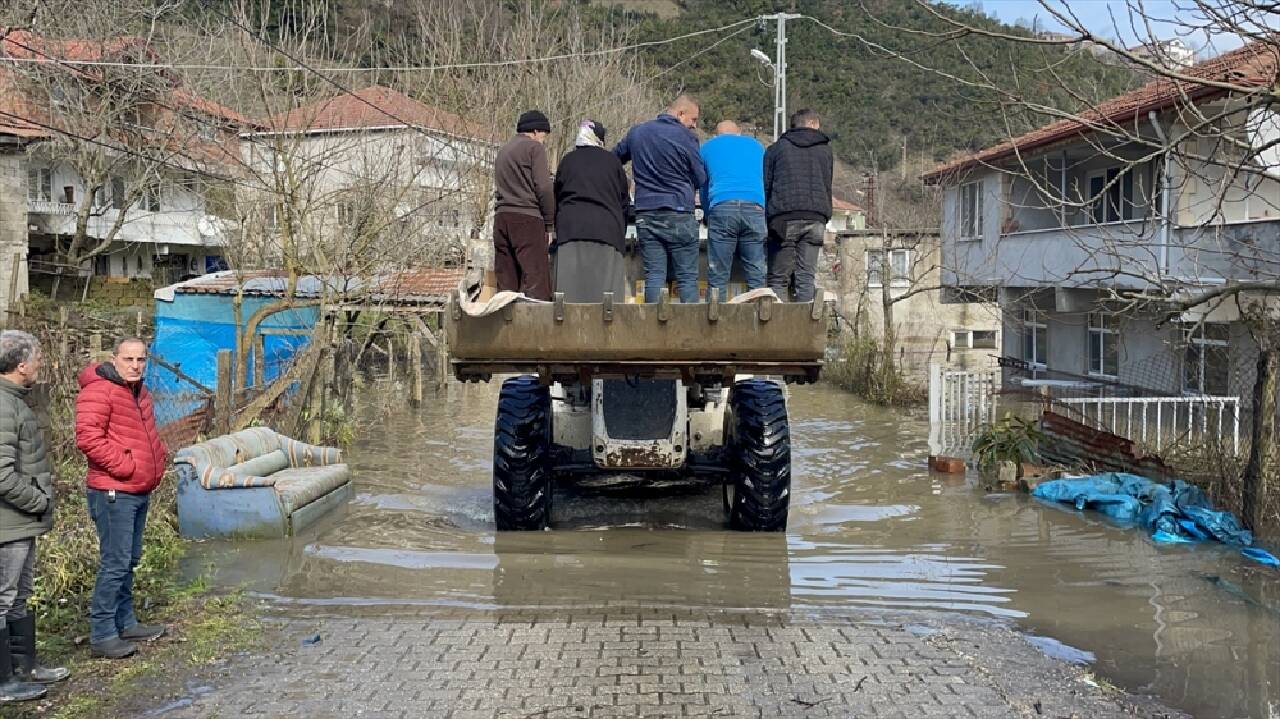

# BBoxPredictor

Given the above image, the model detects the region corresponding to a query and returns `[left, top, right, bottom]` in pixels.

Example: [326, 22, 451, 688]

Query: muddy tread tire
[493, 375, 553, 531]
[727, 379, 790, 532]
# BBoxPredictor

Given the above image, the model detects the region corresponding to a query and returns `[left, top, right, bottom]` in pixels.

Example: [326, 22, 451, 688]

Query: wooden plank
[215, 350, 233, 435]
[258, 327, 312, 336]
[149, 354, 214, 395]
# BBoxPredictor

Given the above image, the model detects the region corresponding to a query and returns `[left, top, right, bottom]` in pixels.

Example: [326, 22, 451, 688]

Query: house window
[111, 176, 127, 211]
[1183, 323, 1230, 396]
[336, 202, 356, 226]
[1087, 167, 1141, 223]
[972, 329, 997, 349]
[1087, 313, 1120, 377]
[960, 181, 983, 240]
[26, 168, 53, 203]
[952, 330, 972, 350]
[866, 249, 911, 287]
[143, 185, 161, 212]
[1022, 308, 1048, 370]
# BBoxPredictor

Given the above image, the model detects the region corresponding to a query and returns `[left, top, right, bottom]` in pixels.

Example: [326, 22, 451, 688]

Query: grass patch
[10, 590, 261, 719]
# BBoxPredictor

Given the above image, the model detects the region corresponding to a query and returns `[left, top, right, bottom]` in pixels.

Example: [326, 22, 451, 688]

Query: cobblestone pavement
[135, 606, 1182, 719]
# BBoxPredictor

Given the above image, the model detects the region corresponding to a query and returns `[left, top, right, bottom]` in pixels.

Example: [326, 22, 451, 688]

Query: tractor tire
[725, 379, 791, 532]
[493, 375, 553, 531]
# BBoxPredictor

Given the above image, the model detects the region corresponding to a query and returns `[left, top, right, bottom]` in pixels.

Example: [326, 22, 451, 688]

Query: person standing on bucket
[552, 119, 633, 302]
[0, 330, 68, 702]
[764, 108, 833, 302]
[614, 94, 706, 303]
[493, 110, 555, 300]
[75, 338, 168, 659]
[701, 120, 767, 300]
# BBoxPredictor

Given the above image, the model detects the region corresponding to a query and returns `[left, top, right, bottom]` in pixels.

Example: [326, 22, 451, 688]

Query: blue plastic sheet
[1033, 473, 1280, 567]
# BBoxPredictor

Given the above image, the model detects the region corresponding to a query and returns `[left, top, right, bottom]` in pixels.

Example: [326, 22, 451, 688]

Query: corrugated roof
[158, 268, 464, 304]
[923, 38, 1279, 182]
[264, 85, 498, 143]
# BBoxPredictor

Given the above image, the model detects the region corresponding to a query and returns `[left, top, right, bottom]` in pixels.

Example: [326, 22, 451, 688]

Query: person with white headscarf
[551, 120, 634, 302]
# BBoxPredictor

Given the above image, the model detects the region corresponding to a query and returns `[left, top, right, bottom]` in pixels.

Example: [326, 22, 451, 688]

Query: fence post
[928, 364, 942, 425]
[58, 306, 69, 358]
[436, 321, 449, 391]
[409, 331, 423, 407]
[215, 349, 233, 436]
[253, 333, 266, 387]
[89, 333, 103, 361]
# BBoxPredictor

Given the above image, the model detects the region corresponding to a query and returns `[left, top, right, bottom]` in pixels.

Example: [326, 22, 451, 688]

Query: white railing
[1057, 395, 1241, 455]
[27, 200, 76, 215]
[928, 364, 1000, 458]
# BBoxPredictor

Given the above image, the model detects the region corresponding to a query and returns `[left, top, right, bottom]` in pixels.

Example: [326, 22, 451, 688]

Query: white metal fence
[928, 364, 1000, 458]
[1057, 395, 1242, 455]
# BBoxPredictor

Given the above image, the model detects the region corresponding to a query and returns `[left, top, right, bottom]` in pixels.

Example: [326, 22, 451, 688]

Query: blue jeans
[636, 210, 700, 303]
[87, 489, 149, 643]
[706, 202, 766, 298]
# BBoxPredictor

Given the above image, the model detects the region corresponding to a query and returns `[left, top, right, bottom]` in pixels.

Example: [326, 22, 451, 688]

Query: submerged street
[144, 382, 1277, 718]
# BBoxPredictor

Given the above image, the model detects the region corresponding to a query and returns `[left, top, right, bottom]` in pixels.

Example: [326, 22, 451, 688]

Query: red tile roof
[923, 38, 1279, 182]
[265, 85, 498, 143]
[832, 197, 864, 212]
[0, 30, 257, 155]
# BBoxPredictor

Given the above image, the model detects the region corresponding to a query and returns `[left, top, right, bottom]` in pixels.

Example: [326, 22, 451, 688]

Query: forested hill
[191, 0, 1138, 172]
[607, 0, 1139, 170]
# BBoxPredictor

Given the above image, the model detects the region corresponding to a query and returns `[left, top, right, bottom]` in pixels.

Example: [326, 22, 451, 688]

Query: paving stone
[128, 606, 1184, 719]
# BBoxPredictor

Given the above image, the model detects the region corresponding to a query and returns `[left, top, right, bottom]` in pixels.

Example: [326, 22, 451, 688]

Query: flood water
[189, 381, 1280, 719]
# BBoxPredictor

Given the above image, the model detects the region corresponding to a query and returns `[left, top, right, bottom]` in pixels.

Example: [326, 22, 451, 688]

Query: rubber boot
[8, 616, 69, 683]
[0, 623, 47, 703]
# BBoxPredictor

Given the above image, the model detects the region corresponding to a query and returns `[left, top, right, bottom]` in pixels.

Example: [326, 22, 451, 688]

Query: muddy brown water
[188, 381, 1279, 719]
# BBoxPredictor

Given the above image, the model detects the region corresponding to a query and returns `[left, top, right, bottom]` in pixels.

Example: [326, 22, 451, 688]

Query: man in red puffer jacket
[74, 338, 169, 660]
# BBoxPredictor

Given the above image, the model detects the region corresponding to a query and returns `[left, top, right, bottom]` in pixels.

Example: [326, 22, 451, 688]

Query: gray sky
[978, 0, 1264, 56]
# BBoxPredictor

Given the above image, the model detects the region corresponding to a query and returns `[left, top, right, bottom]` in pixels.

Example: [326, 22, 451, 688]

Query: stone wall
[85, 277, 155, 308]
[0, 149, 29, 315]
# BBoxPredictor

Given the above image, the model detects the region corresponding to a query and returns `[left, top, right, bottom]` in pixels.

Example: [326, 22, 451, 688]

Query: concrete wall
[835, 230, 1001, 375]
[0, 149, 30, 314]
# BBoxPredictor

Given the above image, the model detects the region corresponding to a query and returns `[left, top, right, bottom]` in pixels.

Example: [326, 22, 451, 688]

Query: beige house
[832, 228, 1001, 376]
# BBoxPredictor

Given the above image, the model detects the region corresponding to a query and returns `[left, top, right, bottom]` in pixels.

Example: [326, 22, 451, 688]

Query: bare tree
[849, 0, 1278, 527]
[2, 0, 249, 299]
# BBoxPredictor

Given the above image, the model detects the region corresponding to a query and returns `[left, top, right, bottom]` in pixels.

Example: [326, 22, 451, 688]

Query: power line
[0, 17, 760, 73]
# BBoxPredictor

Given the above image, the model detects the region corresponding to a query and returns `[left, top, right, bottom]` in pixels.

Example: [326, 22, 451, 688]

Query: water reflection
[184, 380, 1280, 719]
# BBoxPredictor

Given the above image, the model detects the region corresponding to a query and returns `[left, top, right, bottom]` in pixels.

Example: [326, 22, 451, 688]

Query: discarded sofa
[175, 427, 352, 539]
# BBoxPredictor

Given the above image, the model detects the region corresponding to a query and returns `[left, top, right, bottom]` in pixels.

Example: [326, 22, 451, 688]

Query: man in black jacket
[763, 108, 833, 302]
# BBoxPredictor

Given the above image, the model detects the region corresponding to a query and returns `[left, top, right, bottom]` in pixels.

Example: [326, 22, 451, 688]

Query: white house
[1, 31, 252, 293]
[927, 40, 1278, 403]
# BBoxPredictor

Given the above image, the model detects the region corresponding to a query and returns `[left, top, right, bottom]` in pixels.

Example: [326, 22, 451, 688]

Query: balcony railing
[27, 200, 77, 215]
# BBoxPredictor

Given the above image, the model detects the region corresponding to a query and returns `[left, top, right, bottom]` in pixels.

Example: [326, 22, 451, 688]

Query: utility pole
[762, 12, 801, 141]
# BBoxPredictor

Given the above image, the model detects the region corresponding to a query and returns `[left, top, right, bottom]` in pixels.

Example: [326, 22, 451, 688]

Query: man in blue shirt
[614, 95, 706, 303]
[700, 120, 766, 299]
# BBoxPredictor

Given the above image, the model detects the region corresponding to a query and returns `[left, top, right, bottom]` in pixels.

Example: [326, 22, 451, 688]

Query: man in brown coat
[492, 110, 555, 300]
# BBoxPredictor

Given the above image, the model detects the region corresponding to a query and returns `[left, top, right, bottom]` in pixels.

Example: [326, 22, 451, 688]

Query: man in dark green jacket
[0, 330, 68, 703]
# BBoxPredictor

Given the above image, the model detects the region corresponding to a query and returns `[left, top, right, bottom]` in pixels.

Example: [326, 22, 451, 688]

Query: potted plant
[971, 413, 1044, 483]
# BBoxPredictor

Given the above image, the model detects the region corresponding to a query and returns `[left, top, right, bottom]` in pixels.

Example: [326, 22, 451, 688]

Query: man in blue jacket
[614, 95, 706, 303]
[700, 120, 766, 299]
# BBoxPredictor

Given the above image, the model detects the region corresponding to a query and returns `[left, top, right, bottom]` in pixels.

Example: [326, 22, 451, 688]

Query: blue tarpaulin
[1033, 473, 1280, 567]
